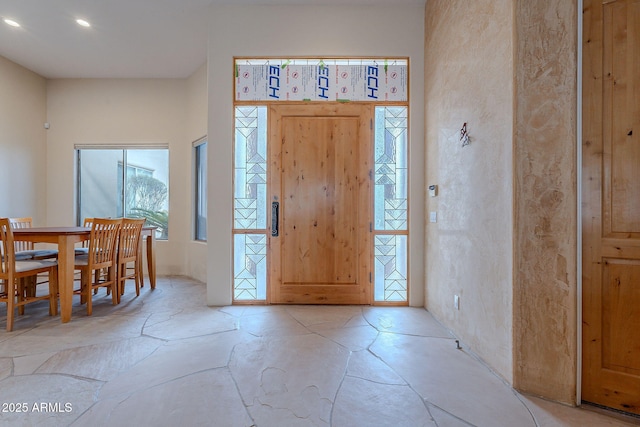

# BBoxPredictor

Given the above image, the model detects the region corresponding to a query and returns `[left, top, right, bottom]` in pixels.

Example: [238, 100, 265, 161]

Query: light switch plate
[429, 211, 437, 223]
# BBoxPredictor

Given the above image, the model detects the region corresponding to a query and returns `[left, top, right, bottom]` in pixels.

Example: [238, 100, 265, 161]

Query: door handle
[271, 201, 279, 237]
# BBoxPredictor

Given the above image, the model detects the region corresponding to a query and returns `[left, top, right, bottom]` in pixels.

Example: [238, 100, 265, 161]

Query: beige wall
[185, 63, 208, 282]
[424, 0, 515, 383]
[206, 4, 426, 305]
[513, 0, 578, 404]
[186, 63, 208, 144]
[0, 55, 208, 281]
[45, 78, 196, 276]
[0, 56, 47, 223]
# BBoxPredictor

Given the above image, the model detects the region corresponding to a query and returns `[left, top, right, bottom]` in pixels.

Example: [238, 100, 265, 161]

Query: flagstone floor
[0, 276, 637, 427]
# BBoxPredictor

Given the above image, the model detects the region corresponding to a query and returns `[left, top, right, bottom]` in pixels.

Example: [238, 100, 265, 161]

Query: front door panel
[583, 0, 640, 414]
[269, 104, 372, 304]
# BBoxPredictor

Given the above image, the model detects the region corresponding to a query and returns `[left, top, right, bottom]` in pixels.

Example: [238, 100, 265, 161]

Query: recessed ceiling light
[76, 19, 91, 28]
[3, 18, 20, 27]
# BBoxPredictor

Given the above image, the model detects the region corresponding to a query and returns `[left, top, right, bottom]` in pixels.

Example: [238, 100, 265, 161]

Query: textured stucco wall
[513, 0, 578, 403]
[424, 0, 515, 383]
[425, 0, 579, 400]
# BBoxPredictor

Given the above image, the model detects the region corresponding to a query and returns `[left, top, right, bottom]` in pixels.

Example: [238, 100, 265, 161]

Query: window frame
[193, 137, 207, 242]
[75, 145, 170, 240]
[232, 57, 410, 305]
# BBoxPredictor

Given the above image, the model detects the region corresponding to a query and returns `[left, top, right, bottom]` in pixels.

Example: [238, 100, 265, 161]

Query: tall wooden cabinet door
[582, 0, 640, 414]
[269, 103, 372, 304]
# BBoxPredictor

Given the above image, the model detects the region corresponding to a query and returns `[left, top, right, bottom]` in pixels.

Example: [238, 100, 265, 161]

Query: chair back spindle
[0, 219, 16, 277]
[117, 218, 145, 301]
[8, 217, 58, 261]
[8, 217, 34, 253]
[88, 220, 121, 268]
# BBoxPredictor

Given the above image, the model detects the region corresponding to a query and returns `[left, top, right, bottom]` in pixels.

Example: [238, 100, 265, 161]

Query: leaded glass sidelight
[373, 106, 408, 303]
[234, 106, 268, 230]
[234, 234, 267, 300]
[374, 235, 408, 302]
[234, 106, 268, 301]
[374, 106, 408, 231]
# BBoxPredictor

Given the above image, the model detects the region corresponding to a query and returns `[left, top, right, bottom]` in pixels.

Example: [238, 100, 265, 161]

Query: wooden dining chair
[8, 217, 59, 312]
[75, 218, 103, 294]
[74, 217, 94, 256]
[74, 218, 122, 315]
[116, 218, 145, 302]
[0, 218, 58, 332]
[8, 217, 58, 260]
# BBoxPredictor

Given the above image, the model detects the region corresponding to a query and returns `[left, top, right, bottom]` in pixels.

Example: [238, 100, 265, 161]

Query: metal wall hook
[460, 123, 470, 147]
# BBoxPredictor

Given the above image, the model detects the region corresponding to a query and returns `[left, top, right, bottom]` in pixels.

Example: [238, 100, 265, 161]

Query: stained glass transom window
[235, 58, 408, 102]
[374, 106, 408, 231]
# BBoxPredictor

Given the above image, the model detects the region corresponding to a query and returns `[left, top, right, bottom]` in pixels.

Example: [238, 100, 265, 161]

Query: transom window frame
[232, 56, 410, 306]
[235, 57, 409, 103]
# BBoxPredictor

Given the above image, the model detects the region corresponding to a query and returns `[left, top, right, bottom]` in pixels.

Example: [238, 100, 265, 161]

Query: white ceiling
[0, 0, 425, 79]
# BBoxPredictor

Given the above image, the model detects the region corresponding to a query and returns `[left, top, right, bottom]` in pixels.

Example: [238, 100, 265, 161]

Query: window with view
[76, 147, 169, 239]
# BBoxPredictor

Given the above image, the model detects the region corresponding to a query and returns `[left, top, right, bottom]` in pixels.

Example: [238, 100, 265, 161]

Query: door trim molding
[577, 0, 584, 407]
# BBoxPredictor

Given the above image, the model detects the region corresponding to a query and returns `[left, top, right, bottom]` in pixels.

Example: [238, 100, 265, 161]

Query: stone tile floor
[0, 276, 638, 426]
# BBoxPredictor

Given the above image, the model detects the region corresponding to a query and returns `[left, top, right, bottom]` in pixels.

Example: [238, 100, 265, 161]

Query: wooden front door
[582, 0, 640, 414]
[268, 103, 372, 304]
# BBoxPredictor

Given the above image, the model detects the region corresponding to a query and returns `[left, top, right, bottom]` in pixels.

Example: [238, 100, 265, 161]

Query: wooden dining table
[13, 226, 157, 323]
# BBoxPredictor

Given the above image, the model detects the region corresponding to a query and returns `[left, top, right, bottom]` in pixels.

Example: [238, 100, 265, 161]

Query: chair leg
[109, 267, 118, 306]
[94, 268, 100, 294]
[16, 279, 26, 316]
[26, 275, 36, 297]
[118, 261, 142, 301]
[84, 269, 93, 316]
[118, 262, 125, 304]
[80, 270, 87, 304]
[16, 276, 35, 315]
[49, 268, 58, 316]
[135, 266, 141, 297]
[136, 243, 144, 289]
[102, 267, 108, 295]
[17, 278, 25, 316]
[6, 281, 15, 332]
